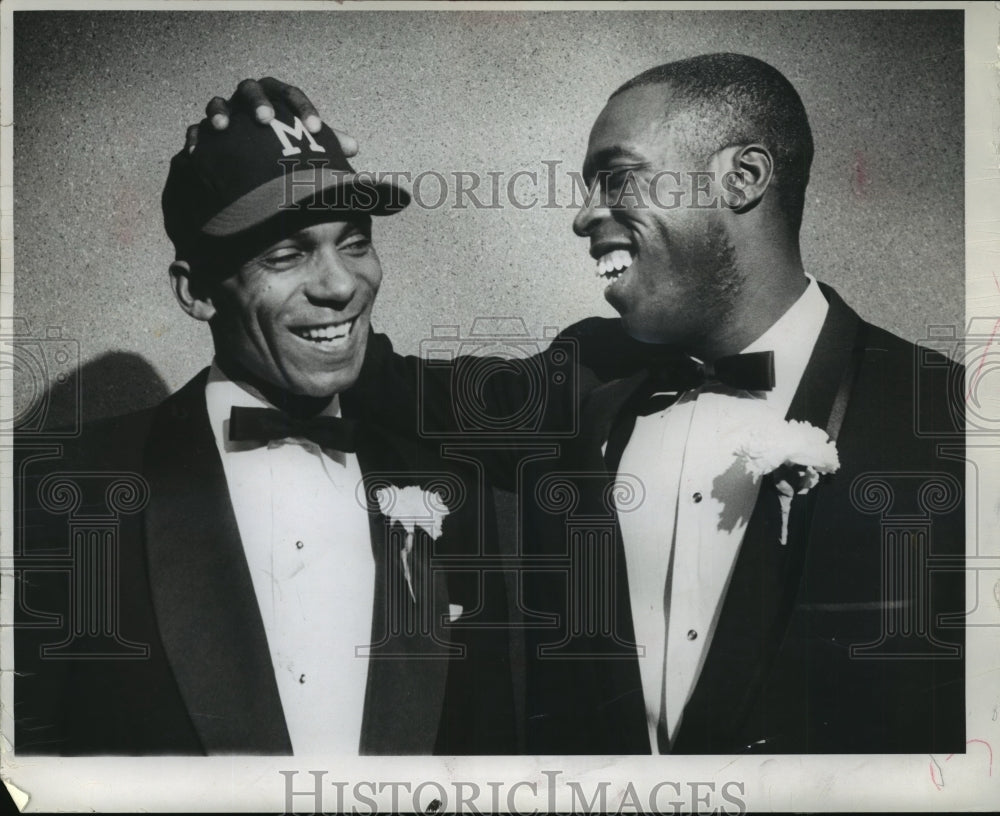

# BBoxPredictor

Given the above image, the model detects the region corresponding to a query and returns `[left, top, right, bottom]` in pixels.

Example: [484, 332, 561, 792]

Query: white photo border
[1, 1, 996, 812]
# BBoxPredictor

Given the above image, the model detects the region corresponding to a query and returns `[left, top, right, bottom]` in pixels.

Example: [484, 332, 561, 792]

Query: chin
[294, 373, 360, 399]
[621, 319, 681, 347]
[620, 315, 656, 342]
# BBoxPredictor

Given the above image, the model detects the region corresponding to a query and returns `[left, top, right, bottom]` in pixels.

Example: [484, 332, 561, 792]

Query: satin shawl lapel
[353, 425, 455, 755]
[142, 370, 292, 754]
[570, 372, 651, 742]
[675, 286, 865, 751]
[580, 370, 650, 472]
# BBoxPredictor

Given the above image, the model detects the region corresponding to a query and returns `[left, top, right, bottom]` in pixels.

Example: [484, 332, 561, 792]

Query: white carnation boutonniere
[374, 485, 449, 601]
[735, 411, 840, 546]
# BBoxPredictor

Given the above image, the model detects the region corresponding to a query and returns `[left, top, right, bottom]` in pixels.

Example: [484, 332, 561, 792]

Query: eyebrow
[289, 216, 372, 242]
[583, 146, 647, 181]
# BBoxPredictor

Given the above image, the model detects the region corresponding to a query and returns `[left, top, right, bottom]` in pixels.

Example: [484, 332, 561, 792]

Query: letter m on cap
[269, 117, 326, 157]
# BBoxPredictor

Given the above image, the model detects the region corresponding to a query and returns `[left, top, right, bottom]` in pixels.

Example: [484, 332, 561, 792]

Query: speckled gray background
[12, 9, 963, 423]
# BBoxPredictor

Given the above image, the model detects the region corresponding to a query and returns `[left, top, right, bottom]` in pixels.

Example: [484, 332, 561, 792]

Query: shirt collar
[204, 361, 343, 454]
[741, 275, 829, 410]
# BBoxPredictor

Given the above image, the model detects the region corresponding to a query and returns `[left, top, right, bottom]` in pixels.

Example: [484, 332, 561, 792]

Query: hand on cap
[183, 77, 359, 157]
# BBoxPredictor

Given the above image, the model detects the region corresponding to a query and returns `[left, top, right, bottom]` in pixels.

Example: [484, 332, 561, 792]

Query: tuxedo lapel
[582, 370, 649, 473]
[675, 285, 866, 751]
[785, 284, 865, 433]
[353, 425, 454, 755]
[572, 373, 651, 747]
[142, 370, 292, 754]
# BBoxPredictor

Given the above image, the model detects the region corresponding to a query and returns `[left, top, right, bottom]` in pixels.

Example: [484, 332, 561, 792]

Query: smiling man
[524, 56, 963, 755]
[577, 74, 810, 359]
[517, 56, 962, 754]
[14, 97, 514, 755]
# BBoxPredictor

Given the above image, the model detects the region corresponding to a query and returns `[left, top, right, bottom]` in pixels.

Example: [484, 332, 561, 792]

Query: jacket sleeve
[345, 328, 589, 491]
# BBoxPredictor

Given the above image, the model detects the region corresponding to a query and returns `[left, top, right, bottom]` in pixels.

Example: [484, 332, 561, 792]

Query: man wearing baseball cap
[15, 97, 514, 755]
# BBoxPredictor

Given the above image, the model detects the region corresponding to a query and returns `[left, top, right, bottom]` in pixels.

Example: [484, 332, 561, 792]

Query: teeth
[299, 321, 352, 341]
[595, 249, 634, 278]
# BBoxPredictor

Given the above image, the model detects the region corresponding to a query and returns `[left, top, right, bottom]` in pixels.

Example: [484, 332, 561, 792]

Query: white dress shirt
[615, 276, 829, 752]
[205, 363, 375, 754]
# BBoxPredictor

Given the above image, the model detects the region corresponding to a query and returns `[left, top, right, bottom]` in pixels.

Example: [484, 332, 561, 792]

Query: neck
[215, 356, 337, 418]
[695, 220, 807, 361]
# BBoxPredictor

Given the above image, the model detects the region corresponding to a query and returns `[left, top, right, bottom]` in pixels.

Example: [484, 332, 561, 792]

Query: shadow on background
[42, 350, 170, 429]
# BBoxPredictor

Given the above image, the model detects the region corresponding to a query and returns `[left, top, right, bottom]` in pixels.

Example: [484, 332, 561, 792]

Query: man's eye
[340, 235, 372, 255]
[603, 169, 634, 192]
[261, 248, 305, 266]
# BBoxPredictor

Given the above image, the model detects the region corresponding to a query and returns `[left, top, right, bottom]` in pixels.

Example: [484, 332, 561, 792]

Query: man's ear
[169, 261, 217, 322]
[712, 143, 774, 212]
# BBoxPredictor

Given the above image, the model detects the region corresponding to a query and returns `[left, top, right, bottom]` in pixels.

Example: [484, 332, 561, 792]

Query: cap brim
[201, 168, 410, 237]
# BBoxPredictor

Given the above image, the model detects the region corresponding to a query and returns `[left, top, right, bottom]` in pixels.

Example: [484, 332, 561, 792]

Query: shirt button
[295, 540, 304, 550]
[692, 492, 703, 503]
[687, 629, 698, 641]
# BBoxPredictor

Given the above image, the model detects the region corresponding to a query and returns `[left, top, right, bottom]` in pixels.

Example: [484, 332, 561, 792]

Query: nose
[572, 179, 609, 237]
[304, 246, 358, 304]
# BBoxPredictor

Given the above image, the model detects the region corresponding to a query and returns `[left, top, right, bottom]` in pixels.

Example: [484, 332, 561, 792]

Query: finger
[259, 76, 321, 132]
[184, 123, 200, 154]
[331, 128, 359, 158]
[255, 76, 359, 155]
[205, 96, 230, 131]
[235, 78, 274, 124]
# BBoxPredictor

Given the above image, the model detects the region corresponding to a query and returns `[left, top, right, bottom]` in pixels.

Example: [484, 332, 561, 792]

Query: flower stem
[401, 531, 416, 602]
[778, 493, 793, 545]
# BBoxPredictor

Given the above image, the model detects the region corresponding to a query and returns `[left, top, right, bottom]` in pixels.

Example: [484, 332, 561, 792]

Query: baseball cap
[162, 96, 409, 259]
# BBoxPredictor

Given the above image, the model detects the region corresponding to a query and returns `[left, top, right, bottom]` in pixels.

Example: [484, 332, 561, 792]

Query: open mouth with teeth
[291, 318, 356, 347]
[595, 248, 635, 283]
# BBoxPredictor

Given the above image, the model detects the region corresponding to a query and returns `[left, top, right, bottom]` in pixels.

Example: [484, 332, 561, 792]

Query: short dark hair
[612, 53, 814, 233]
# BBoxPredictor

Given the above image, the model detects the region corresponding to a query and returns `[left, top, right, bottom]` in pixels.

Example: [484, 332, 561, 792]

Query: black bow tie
[646, 349, 775, 393]
[603, 349, 776, 471]
[228, 406, 359, 453]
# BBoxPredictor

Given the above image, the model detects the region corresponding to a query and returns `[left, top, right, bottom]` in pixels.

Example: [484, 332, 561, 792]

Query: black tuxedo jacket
[355, 283, 965, 754]
[14, 369, 514, 755]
